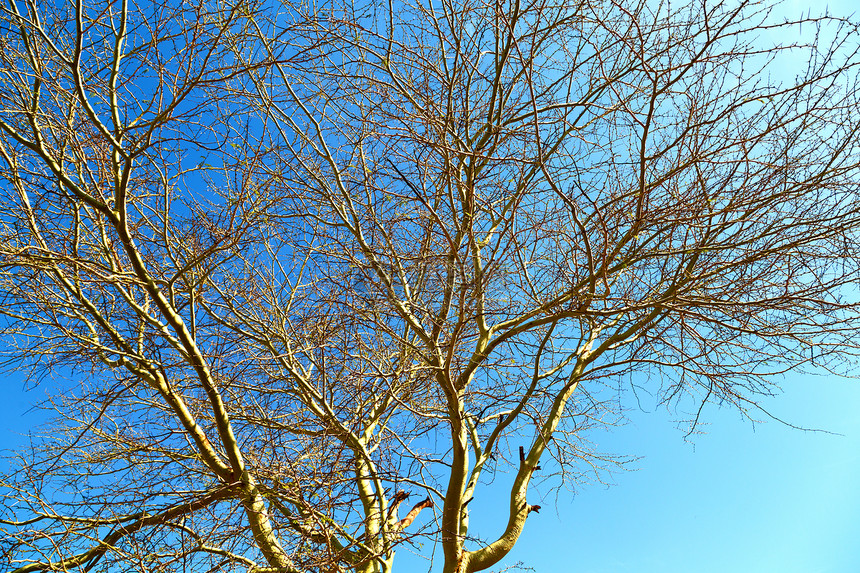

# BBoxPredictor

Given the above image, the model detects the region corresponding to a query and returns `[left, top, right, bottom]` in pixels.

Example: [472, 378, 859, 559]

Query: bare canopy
[1, 0, 859, 572]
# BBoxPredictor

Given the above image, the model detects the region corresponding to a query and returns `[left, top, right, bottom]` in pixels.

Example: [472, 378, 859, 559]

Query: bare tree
[2, 0, 859, 572]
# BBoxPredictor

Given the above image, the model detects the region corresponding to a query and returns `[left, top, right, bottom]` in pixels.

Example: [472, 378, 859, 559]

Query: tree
[1, 0, 859, 571]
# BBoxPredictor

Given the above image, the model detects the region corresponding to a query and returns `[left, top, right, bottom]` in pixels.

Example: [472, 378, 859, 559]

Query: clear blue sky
[498, 2, 860, 568]
[3, 356, 859, 572]
[411, 1, 860, 570]
[2, 1, 859, 572]
[458, 372, 860, 573]
[454, 1, 860, 568]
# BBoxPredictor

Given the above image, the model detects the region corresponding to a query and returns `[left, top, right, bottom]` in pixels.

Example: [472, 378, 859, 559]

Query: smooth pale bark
[3, 1, 860, 573]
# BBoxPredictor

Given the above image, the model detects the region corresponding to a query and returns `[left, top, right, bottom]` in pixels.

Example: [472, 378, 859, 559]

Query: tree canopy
[1, 0, 859, 572]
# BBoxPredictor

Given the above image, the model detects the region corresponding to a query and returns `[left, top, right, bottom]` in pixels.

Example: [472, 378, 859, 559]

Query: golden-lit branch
[2, 1, 860, 572]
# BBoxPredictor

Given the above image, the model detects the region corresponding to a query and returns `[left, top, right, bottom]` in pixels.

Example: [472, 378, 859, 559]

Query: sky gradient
[2, 1, 859, 572]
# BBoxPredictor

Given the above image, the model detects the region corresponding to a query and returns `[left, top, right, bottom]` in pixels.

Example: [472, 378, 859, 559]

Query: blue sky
[373, 368, 860, 573]
[4, 346, 859, 572]
[489, 372, 860, 573]
[3, 1, 860, 572]
[411, 0, 860, 568]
